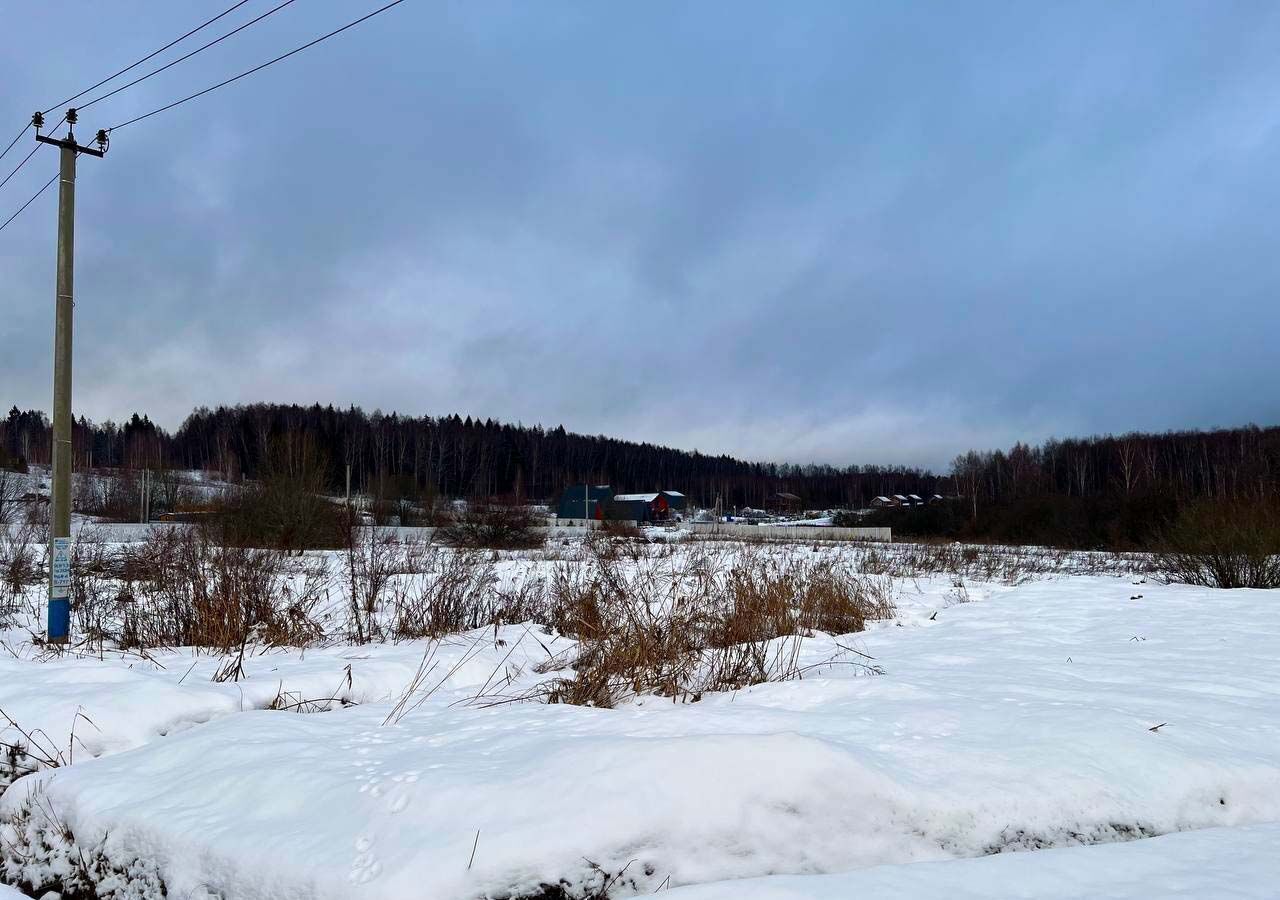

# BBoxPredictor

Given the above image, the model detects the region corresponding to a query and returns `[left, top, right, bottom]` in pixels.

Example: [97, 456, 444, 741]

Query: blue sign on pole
[49, 536, 71, 641]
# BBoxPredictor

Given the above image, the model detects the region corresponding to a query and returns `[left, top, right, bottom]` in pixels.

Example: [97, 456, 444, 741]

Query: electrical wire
[3, 2, 254, 164]
[108, 0, 408, 132]
[0, 144, 43, 193]
[0, 171, 58, 236]
[0, 123, 27, 167]
[41, 0, 255, 114]
[78, 0, 301, 115]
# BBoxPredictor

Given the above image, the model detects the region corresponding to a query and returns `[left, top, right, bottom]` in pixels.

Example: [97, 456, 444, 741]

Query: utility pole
[35, 109, 107, 645]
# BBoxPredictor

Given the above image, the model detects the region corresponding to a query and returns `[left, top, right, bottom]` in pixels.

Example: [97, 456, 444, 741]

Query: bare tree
[1116, 437, 1138, 496]
[0, 468, 19, 525]
[951, 451, 985, 523]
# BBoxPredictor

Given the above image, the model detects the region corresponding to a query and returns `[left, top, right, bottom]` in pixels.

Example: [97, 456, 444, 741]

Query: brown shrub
[1154, 500, 1280, 589]
[439, 502, 545, 551]
[539, 544, 892, 708]
[0, 521, 43, 614]
[76, 526, 326, 651]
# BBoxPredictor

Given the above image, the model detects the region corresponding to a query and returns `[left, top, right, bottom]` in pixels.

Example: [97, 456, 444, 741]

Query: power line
[78, 0, 301, 115]
[109, 0, 408, 132]
[41, 0, 255, 114]
[0, 123, 28, 167]
[0, 143, 44, 193]
[0, 171, 58, 236]
[1, 114, 68, 172]
[3, 2, 253, 164]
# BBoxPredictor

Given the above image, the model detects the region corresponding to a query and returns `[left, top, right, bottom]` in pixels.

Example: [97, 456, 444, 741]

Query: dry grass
[0, 522, 44, 617]
[847, 540, 1140, 584]
[538, 543, 892, 708]
[389, 548, 500, 638]
[70, 526, 327, 652]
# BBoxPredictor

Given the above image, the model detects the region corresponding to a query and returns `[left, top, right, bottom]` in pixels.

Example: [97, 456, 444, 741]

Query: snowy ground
[1, 538, 1278, 898]
[662, 823, 1280, 899]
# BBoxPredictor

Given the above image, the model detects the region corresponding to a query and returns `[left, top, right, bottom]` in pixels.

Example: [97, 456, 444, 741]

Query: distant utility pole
[34, 109, 107, 645]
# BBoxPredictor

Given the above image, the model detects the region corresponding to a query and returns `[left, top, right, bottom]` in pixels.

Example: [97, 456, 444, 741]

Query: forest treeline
[3, 403, 1279, 547]
[855, 426, 1280, 547]
[1, 403, 941, 509]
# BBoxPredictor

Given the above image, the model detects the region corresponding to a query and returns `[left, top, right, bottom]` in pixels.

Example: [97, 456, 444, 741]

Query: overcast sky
[3, 1, 1279, 470]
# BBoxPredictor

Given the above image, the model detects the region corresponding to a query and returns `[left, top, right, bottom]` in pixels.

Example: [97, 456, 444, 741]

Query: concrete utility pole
[35, 109, 107, 645]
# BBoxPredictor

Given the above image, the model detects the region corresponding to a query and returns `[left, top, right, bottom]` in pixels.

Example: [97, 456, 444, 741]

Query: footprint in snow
[350, 836, 382, 884]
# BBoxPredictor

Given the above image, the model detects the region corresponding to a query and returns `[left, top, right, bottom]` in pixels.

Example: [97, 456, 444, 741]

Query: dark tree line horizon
[3, 403, 1279, 520]
[1, 403, 944, 509]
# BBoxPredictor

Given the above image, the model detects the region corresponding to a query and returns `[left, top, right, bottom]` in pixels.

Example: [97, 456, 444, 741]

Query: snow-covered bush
[1, 786, 166, 900]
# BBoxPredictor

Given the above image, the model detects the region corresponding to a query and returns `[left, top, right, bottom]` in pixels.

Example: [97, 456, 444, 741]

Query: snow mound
[660, 822, 1280, 899]
[2, 577, 1279, 898]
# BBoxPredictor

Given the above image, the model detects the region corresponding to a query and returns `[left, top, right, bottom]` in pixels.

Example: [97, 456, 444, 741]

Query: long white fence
[682, 522, 891, 542]
[7, 518, 888, 545]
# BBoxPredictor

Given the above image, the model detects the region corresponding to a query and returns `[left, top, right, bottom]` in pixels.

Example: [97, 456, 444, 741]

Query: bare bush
[0, 468, 20, 525]
[0, 522, 43, 616]
[74, 468, 142, 521]
[390, 549, 501, 638]
[215, 439, 345, 553]
[540, 544, 892, 708]
[1153, 500, 1280, 589]
[73, 526, 326, 651]
[345, 525, 400, 643]
[439, 502, 544, 551]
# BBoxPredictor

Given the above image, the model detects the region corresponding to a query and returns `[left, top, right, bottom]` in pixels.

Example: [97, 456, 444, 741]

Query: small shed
[870, 495, 898, 509]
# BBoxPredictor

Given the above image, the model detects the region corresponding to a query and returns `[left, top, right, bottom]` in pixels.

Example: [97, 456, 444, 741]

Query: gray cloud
[3, 0, 1280, 470]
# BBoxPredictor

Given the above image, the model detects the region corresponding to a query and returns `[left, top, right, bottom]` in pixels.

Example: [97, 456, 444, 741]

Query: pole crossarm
[35, 134, 106, 158]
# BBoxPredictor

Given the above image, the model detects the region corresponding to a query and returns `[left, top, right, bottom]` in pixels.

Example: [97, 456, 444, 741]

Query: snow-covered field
[1, 534, 1278, 898]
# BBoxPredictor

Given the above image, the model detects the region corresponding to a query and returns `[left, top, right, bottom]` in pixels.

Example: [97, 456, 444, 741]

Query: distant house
[773, 492, 802, 513]
[660, 490, 687, 512]
[609, 492, 672, 523]
[557, 485, 614, 520]
[872, 494, 929, 509]
[928, 494, 946, 505]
